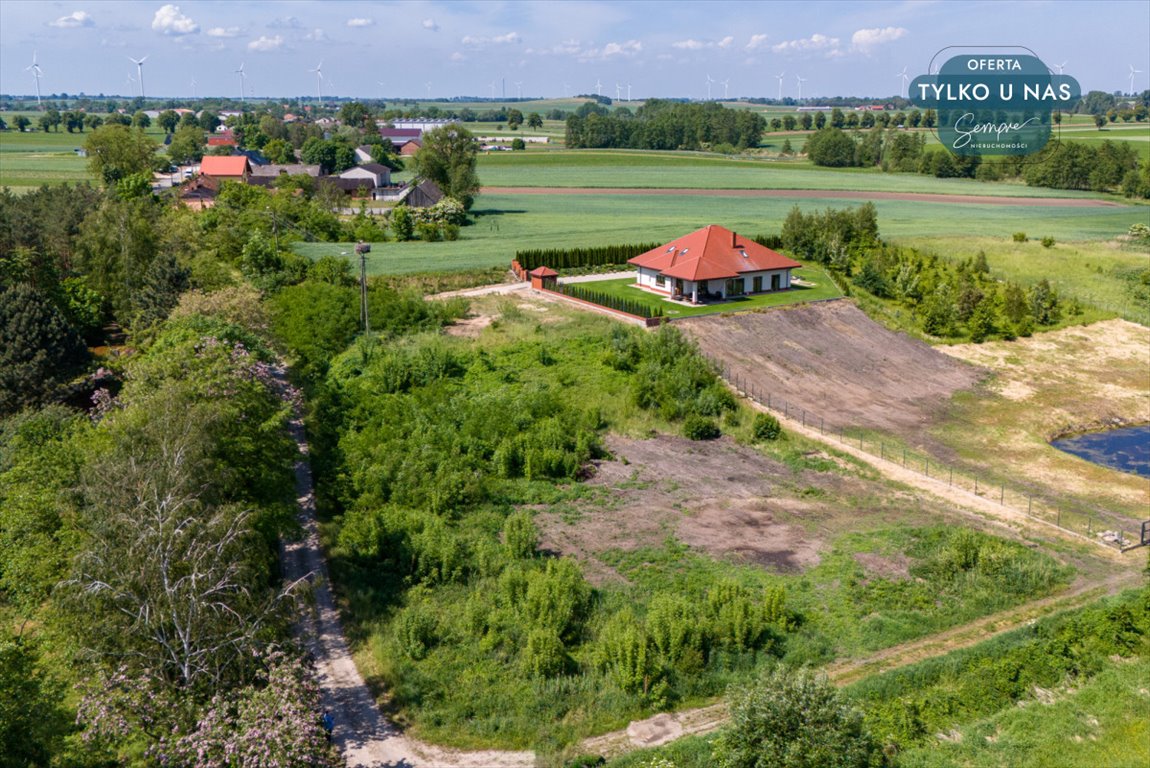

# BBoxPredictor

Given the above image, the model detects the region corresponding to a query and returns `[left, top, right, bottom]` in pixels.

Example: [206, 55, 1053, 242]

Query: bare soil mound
[678, 301, 985, 444]
[536, 434, 841, 583]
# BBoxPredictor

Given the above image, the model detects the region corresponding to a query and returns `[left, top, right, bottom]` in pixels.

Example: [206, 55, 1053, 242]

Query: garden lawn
[563, 266, 841, 318]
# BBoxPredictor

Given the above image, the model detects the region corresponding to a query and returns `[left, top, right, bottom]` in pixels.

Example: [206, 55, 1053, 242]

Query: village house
[628, 224, 801, 304]
[198, 155, 252, 183]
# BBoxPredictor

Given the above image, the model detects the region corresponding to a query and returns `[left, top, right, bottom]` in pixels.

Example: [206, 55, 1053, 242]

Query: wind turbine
[129, 55, 148, 98]
[595, 78, 602, 97]
[425, 81, 432, 99]
[615, 82, 622, 100]
[796, 74, 807, 100]
[190, 76, 197, 99]
[1052, 61, 1067, 75]
[896, 66, 909, 99]
[235, 63, 247, 104]
[25, 52, 43, 109]
[1130, 64, 1143, 95]
[489, 81, 496, 99]
[775, 71, 785, 101]
[626, 82, 632, 101]
[309, 61, 324, 103]
[705, 74, 714, 100]
[721, 78, 731, 100]
[516, 81, 523, 99]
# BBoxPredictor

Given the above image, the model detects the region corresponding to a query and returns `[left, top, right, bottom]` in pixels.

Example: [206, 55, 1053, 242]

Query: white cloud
[423, 19, 439, 31]
[772, 33, 840, 54]
[304, 28, 328, 42]
[851, 26, 908, 52]
[347, 18, 374, 28]
[207, 26, 241, 38]
[673, 36, 735, 51]
[577, 39, 642, 61]
[152, 4, 199, 36]
[49, 10, 93, 29]
[461, 31, 520, 46]
[248, 34, 284, 52]
[745, 33, 768, 50]
[450, 51, 464, 62]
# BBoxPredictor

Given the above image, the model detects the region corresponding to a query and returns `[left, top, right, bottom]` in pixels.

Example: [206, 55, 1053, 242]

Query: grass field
[0, 128, 97, 189]
[296, 192, 1149, 276]
[563, 266, 841, 318]
[475, 149, 1110, 196]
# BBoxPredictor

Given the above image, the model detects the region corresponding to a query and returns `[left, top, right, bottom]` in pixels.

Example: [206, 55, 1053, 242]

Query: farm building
[628, 225, 801, 304]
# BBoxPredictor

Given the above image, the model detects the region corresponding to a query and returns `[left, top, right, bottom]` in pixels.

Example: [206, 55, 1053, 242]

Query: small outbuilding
[529, 266, 559, 290]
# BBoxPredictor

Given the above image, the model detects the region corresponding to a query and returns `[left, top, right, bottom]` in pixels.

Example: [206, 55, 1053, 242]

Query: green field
[296, 192, 1149, 276]
[0, 128, 96, 189]
[476, 149, 1107, 196]
[563, 266, 841, 318]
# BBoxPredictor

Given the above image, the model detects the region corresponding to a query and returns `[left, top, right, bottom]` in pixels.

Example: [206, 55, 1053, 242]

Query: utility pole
[355, 241, 371, 334]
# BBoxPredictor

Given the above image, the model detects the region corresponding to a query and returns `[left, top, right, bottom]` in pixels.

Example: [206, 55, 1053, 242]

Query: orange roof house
[628, 224, 801, 303]
[199, 155, 251, 181]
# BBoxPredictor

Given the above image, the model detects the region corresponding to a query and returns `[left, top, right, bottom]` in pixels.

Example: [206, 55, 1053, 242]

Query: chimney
[732, 230, 736, 247]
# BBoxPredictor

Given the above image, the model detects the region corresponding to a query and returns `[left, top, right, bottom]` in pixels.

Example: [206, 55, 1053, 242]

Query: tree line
[800, 126, 1149, 198]
[566, 100, 765, 151]
[515, 242, 659, 271]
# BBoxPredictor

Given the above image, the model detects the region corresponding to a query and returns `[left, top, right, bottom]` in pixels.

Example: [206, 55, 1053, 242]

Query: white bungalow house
[628, 225, 802, 304]
[338, 163, 392, 188]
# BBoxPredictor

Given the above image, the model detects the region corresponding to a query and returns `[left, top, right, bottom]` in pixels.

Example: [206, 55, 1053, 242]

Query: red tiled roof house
[628, 224, 802, 304]
[199, 155, 252, 182]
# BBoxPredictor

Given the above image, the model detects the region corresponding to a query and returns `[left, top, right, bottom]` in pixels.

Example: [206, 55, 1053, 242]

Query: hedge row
[553, 283, 664, 319]
[515, 243, 660, 271]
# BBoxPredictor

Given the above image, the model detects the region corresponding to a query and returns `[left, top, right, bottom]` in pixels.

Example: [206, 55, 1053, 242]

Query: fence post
[925, 460, 929, 478]
[880, 442, 884, 460]
[1028, 495, 1032, 516]
[767, 392, 771, 409]
[1056, 507, 1061, 527]
[949, 467, 953, 486]
[975, 477, 978, 495]
[902, 448, 906, 467]
[1000, 485, 1004, 505]
[820, 416, 824, 433]
[802, 409, 806, 427]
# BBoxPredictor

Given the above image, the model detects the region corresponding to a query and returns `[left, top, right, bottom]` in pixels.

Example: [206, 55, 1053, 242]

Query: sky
[2, 0, 1148, 102]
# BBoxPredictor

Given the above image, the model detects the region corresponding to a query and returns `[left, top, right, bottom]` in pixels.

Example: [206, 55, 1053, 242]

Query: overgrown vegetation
[780, 203, 1082, 340]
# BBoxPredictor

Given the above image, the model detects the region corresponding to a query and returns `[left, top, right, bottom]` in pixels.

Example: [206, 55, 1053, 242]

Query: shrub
[752, 413, 782, 441]
[682, 415, 720, 441]
[563, 756, 606, 768]
[442, 223, 460, 241]
[416, 221, 441, 242]
[511, 138, 526, 150]
[394, 603, 437, 660]
[1012, 232, 1028, 242]
[390, 206, 415, 241]
[503, 511, 539, 559]
[715, 666, 881, 768]
[522, 627, 568, 677]
[1041, 236, 1055, 248]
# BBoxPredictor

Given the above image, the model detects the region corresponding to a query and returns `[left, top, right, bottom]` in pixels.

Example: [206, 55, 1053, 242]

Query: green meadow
[475, 149, 1103, 196]
[297, 191, 1148, 276]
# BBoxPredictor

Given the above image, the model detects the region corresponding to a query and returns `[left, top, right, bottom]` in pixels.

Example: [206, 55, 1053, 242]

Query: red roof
[529, 266, 559, 277]
[628, 225, 801, 282]
[200, 156, 251, 177]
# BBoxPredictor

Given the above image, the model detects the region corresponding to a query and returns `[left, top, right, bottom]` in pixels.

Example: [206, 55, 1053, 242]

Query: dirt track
[484, 186, 1122, 207]
[678, 301, 985, 447]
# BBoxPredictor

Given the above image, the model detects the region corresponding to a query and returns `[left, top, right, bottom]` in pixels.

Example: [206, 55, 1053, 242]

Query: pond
[1051, 424, 1150, 478]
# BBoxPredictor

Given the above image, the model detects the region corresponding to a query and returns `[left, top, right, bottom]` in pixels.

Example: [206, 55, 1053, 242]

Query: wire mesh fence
[711, 359, 1146, 552]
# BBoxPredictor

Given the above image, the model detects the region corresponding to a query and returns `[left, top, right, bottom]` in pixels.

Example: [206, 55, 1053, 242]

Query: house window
[725, 278, 744, 296]
[655, 274, 666, 287]
[753, 276, 763, 293]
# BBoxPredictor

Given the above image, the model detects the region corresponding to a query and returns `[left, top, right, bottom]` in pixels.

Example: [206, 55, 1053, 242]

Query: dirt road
[484, 187, 1122, 207]
[275, 365, 535, 768]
